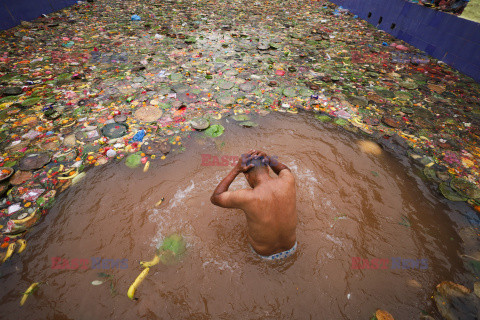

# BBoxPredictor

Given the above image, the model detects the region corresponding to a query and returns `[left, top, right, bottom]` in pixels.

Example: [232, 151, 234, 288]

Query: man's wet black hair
[245, 157, 267, 173]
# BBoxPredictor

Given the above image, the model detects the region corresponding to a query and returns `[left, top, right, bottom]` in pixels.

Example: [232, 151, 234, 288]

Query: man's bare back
[211, 150, 297, 258]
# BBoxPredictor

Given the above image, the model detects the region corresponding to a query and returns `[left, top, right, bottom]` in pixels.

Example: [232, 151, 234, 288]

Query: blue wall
[330, 0, 480, 83]
[0, 0, 77, 31]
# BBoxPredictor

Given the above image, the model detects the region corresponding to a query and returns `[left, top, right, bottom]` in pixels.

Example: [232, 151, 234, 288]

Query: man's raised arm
[210, 152, 254, 208]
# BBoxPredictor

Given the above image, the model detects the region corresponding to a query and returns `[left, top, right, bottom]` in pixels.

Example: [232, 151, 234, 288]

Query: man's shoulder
[234, 188, 258, 203]
[278, 168, 295, 181]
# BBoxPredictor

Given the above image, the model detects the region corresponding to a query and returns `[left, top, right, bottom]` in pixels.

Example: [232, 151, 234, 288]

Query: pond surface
[0, 112, 475, 319]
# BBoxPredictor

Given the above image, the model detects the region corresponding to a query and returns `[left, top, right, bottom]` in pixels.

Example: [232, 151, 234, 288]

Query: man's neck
[252, 172, 271, 187]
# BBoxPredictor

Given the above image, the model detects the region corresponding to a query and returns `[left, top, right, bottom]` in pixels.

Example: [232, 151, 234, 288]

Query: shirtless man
[210, 150, 297, 260]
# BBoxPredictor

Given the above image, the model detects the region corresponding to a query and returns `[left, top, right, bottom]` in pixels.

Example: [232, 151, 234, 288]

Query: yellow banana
[16, 239, 27, 253]
[350, 118, 364, 127]
[403, 133, 417, 139]
[11, 209, 38, 225]
[20, 282, 39, 306]
[2, 243, 16, 263]
[140, 254, 160, 268]
[127, 267, 150, 300]
[143, 161, 150, 173]
[57, 170, 78, 180]
[58, 167, 75, 176]
[155, 197, 165, 207]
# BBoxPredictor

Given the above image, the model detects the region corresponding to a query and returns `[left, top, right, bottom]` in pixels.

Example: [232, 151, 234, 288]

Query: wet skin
[211, 150, 297, 256]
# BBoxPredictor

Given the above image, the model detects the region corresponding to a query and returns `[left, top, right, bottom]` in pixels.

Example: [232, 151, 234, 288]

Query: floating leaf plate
[204, 124, 224, 137]
[450, 178, 480, 199]
[439, 182, 467, 202]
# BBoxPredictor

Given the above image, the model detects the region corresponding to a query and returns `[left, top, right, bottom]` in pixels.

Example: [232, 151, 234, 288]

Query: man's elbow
[211, 194, 228, 207]
[210, 194, 219, 206]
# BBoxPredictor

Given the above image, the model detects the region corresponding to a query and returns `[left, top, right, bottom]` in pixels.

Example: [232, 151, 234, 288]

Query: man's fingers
[253, 150, 267, 158]
[240, 153, 255, 167]
[240, 153, 250, 162]
[241, 151, 255, 160]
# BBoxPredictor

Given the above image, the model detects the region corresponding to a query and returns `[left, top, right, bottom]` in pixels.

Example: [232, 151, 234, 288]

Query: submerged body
[211, 150, 297, 258]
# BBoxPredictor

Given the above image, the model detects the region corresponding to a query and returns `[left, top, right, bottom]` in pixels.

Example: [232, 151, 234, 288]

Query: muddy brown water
[0, 112, 476, 319]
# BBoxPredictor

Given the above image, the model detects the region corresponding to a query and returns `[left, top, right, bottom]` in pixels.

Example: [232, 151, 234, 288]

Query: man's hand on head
[251, 150, 267, 163]
[250, 150, 278, 167]
[235, 151, 255, 173]
[250, 149, 288, 175]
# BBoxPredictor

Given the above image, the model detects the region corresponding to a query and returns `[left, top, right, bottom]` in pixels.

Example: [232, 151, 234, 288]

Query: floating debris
[205, 124, 225, 138]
